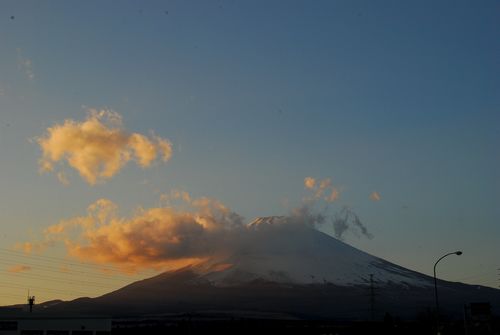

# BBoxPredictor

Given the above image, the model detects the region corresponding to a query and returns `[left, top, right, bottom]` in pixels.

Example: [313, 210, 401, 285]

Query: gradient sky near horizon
[0, 0, 499, 305]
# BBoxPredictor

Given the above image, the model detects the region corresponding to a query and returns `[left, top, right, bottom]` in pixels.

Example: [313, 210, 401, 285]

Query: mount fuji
[197, 216, 433, 288]
[40, 217, 500, 319]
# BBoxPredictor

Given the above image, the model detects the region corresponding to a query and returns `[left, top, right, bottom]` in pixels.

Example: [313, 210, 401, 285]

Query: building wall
[0, 318, 111, 335]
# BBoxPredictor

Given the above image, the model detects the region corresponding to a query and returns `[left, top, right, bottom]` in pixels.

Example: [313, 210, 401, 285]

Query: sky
[0, 0, 499, 305]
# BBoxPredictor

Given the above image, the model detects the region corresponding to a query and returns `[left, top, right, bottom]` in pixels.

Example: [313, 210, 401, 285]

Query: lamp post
[434, 251, 462, 334]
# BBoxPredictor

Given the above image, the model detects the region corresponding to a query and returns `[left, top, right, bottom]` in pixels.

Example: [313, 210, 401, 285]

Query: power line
[0, 281, 92, 296]
[0, 262, 131, 290]
[0, 248, 197, 302]
[0, 258, 129, 286]
[0, 248, 126, 274]
[0, 270, 119, 290]
[0, 248, 135, 281]
[0, 296, 26, 301]
[0, 250, 126, 279]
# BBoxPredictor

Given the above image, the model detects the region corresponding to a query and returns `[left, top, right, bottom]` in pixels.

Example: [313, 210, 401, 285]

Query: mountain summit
[197, 216, 432, 288]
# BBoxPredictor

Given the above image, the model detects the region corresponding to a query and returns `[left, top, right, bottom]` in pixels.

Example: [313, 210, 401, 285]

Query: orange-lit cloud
[317, 179, 332, 195]
[370, 191, 381, 202]
[326, 188, 339, 202]
[36, 109, 173, 185]
[8, 264, 31, 273]
[21, 188, 374, 273]
[33, 194, 243, 272]
[16, 240, 50, 254]
[304, 177, 340, 203]
[304, 177, 316, 189]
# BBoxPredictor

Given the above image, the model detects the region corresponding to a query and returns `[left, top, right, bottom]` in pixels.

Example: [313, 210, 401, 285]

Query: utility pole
[27, 290, 35, 313]
[369, 274, 375, 321]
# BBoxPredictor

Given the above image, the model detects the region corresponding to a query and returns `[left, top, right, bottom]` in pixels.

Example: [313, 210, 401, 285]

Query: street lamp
[433, 251, 462, 334]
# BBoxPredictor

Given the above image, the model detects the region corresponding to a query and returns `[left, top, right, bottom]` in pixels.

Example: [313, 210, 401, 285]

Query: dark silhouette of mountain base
[42, 266, 500, 320]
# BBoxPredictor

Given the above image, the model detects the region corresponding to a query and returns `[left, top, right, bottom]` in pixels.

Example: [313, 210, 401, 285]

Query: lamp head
[455, 251, 462, 255]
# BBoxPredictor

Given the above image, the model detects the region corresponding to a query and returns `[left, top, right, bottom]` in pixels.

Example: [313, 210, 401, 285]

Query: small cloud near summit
[370, 191, 381, 202]
[304, 177, 316, 189]
[304, 177, 340, 203]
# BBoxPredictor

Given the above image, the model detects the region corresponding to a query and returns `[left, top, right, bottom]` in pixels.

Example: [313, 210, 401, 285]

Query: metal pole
[434, 260, 441, 332]
[463, 304, 468, 335]
[369, 274, 375, 321]
[433, 251, 462, 335]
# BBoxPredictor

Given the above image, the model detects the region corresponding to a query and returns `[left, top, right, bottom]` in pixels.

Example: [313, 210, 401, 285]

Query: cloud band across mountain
[20, 190, 372, 273]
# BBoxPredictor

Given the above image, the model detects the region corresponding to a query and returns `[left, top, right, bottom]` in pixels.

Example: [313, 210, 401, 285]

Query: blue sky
[0, 0, 499, 303]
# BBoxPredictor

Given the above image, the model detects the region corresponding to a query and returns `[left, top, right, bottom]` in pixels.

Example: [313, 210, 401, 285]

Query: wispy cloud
[17, 49, 35, 82]
[325, 188, 339, 202]
[36, 109, 173, 185]
[303, 177, 372, 239]
[7, 264, 31, 273]
[57, 171, 69, 186]
[370, 191, 381, 202]
[331, 206, 373, 240]
[17, 240, 49, 254]
[304, 177, 340, 202]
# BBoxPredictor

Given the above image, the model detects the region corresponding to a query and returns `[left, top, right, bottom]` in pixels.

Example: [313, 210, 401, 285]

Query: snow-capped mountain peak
[196, 217, 433, 288]
[248, 216, 287, 228]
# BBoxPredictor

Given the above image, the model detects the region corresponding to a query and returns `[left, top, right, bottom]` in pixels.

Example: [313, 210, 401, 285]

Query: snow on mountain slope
[196, 216, 433, 287]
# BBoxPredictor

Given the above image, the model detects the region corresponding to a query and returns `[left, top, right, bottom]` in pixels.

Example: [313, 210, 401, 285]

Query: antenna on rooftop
[27, 289, 35, 313]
